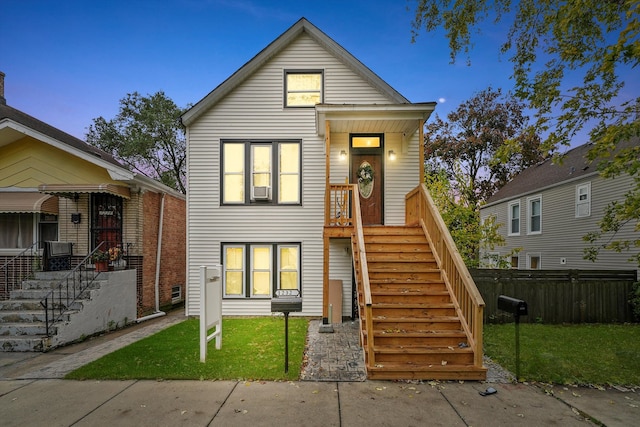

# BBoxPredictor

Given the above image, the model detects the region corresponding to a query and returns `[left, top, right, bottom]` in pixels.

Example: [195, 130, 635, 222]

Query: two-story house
[480, 140, 639, 271]
[183, 18, 486, 380]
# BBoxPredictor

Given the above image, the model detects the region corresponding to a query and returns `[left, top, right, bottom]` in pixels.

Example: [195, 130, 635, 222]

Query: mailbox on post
[271, 292, 302, 313]
[271, 290, 302, 373]
[498, 295, 528, 317]
[497, 295, 528, 380]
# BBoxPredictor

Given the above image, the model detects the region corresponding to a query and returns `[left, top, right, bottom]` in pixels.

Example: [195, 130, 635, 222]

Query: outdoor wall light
[339, 150, 347, 161]
[388, 150, 396, 161]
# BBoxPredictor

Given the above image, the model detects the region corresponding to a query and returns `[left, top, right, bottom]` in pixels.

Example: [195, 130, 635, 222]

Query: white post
[200, 265, 222, 363]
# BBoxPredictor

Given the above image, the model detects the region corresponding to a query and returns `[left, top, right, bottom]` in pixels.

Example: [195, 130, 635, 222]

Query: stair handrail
[39, 242, 107, 337]
[1, 241, 41, 301]
[350, 184, 375, 366]
[405, 184, 486, 369]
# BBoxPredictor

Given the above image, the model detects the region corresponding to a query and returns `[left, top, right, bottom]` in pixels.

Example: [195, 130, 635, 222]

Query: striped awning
[0, 193, 59, 214]
[38, 183, 131, 199]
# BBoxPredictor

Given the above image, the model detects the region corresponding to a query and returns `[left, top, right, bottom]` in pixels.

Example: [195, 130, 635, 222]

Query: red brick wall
[140, 192, 186, 316]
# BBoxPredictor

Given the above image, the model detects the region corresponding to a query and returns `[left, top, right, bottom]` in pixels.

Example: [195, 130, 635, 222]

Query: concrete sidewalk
[0, 310, 638, 426]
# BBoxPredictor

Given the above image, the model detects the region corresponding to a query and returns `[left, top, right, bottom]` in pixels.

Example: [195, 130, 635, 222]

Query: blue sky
[2, 1, 634, 145]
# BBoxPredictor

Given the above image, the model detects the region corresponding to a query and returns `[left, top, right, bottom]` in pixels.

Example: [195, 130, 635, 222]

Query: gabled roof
[182, 17, 411, 126]
[0, 102, 185, 197]
[484, 138, 640, 206]
[0, 102, 122, 169]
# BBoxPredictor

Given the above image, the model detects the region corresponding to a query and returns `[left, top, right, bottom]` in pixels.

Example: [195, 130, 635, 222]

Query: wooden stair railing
[348, 185, 375, 367]
[405, 184, 486, 371]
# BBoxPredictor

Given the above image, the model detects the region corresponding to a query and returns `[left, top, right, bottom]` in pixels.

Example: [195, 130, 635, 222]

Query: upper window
[285, 71, 323, 107]
[222, 243, 301, 298]
[508, 201, 520, 235]
[527, 195, 542, 234]
[222, 141, 301, 205]
[576, 182, 591, 218]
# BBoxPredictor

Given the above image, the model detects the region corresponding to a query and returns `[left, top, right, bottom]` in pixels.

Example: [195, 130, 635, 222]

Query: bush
[630, 282, 640, 321]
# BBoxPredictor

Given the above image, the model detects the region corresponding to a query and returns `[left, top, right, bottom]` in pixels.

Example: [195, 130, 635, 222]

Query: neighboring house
[480, 139, 640, 271]
[0, 72, 186, 317]
[183, 18, 487, 380]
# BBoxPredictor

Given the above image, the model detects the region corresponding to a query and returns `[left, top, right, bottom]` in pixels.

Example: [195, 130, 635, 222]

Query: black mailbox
[271, 289, 302, 313]
[498, 295, 528, 316]
[271, 297, 302, 313]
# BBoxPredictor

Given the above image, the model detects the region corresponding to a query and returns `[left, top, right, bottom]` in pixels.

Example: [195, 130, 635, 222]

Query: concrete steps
[0, 270, 98, 352]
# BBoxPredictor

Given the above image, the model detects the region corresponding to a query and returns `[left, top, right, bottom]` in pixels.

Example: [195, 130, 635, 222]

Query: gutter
[137, 192, 167, 322]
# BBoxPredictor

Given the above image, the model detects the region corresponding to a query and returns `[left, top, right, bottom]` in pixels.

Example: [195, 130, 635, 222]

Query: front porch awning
[38, 183, 131, 200]
[0, 192, 59, 214]
[315, 103, 436, 138]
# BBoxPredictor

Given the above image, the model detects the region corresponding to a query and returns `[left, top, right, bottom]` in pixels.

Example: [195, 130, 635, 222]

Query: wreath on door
[357, 161, 374, 199]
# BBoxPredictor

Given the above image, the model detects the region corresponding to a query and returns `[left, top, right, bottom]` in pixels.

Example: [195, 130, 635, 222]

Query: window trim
[527, 195, 542, 235]
[575, 182, 591, 218]
[508, 200, 521, 236]
[284, 69, 324, 108]
[221, 140, 302, 206]
[527, 253, 541, 270]
[222, 243, 301, 299]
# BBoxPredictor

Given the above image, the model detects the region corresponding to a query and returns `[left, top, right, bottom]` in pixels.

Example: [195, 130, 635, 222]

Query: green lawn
[484, 323, 640, 386]
[66, 317, 308, 381]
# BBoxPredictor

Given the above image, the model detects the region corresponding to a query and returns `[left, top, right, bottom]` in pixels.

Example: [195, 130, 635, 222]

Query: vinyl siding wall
[480, 173, 638, 270]
[186, 33, 417, 316]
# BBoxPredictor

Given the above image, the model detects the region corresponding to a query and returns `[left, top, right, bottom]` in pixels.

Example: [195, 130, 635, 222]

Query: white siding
[187, 33, 405, 316]
[480, 173, 639, 271]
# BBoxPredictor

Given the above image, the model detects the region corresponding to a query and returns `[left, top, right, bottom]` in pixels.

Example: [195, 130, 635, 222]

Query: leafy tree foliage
[412, 0, 640, 265]
[425, 87, 548, 208]
[87, 92, 187, 193]
[425, 166, 510, 268]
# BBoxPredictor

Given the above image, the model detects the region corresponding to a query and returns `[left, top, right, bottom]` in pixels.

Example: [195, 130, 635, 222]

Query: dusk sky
[2, 1, 636, 146]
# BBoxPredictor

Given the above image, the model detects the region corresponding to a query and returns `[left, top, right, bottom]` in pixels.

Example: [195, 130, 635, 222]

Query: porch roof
[315, 103, 436, 137]
[38, 183, 131, 200]
[0, 192, 59, 214]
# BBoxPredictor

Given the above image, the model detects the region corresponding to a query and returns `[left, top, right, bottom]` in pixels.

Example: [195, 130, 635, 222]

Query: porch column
[322, 120, 331, 323]
[419, 119, 425, 183]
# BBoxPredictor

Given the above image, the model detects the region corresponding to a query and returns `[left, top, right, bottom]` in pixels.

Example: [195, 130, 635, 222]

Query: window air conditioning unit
[252, 186, 271, 200]
[171, 285, 182, 304]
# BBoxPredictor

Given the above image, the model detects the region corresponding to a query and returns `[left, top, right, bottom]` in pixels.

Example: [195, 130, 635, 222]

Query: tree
[412, 0, 640, 265]
[425, 87, 548, 208]
[425, 165, 510, 268]
[86, 92, 187, 193]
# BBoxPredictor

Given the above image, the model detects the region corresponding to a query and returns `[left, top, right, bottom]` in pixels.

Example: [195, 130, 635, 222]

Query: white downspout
[137, 192, 167, 322]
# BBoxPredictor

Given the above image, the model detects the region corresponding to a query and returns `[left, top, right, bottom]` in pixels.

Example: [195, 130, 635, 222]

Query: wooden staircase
[354, 226, 486, 380]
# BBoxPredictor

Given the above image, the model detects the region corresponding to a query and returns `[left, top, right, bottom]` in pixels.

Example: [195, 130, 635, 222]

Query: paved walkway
[0, 311, 638, 426]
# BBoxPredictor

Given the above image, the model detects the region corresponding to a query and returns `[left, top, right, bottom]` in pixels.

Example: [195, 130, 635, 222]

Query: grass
[66, 316, 308, 381]
[484, 323, 640, 386]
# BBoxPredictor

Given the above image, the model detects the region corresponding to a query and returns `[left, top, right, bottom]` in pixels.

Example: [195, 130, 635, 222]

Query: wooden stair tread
[373, 316, 460, 322]
[367, 362, 487, 372]
[371, 290, 449, 295]
[372, 303, 454, 308]
[368, 330, 466, 337]
[374, 345, 473, 354]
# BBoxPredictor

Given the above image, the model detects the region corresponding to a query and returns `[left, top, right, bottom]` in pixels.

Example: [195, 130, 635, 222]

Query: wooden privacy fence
[471, 269, 638, 324]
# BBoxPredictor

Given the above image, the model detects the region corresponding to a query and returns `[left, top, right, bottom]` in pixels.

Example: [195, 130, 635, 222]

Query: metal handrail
[39, 243, 107, 337]
[1, 242, 41, 301]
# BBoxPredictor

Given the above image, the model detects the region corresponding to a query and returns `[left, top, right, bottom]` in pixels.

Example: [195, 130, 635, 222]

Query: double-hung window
[222, 141, 301, 205]
[285, 70, 323, 107]
[576, 182, 591, 218]
[527, 195, 542, 234]
[508, 201, 520, 235]
[222, 243, 301, 298]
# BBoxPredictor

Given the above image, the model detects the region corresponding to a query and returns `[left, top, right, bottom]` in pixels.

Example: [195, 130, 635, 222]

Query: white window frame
[527, 253, 541, 269]
[575, 182, 591, 218]
[527, 195, 542, 235]
[284, 70, 323, 107]
[508, 200, 520, 236]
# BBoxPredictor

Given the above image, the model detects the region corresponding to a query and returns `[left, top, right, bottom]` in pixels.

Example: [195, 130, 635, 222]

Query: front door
[350, 135, 384, 225]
